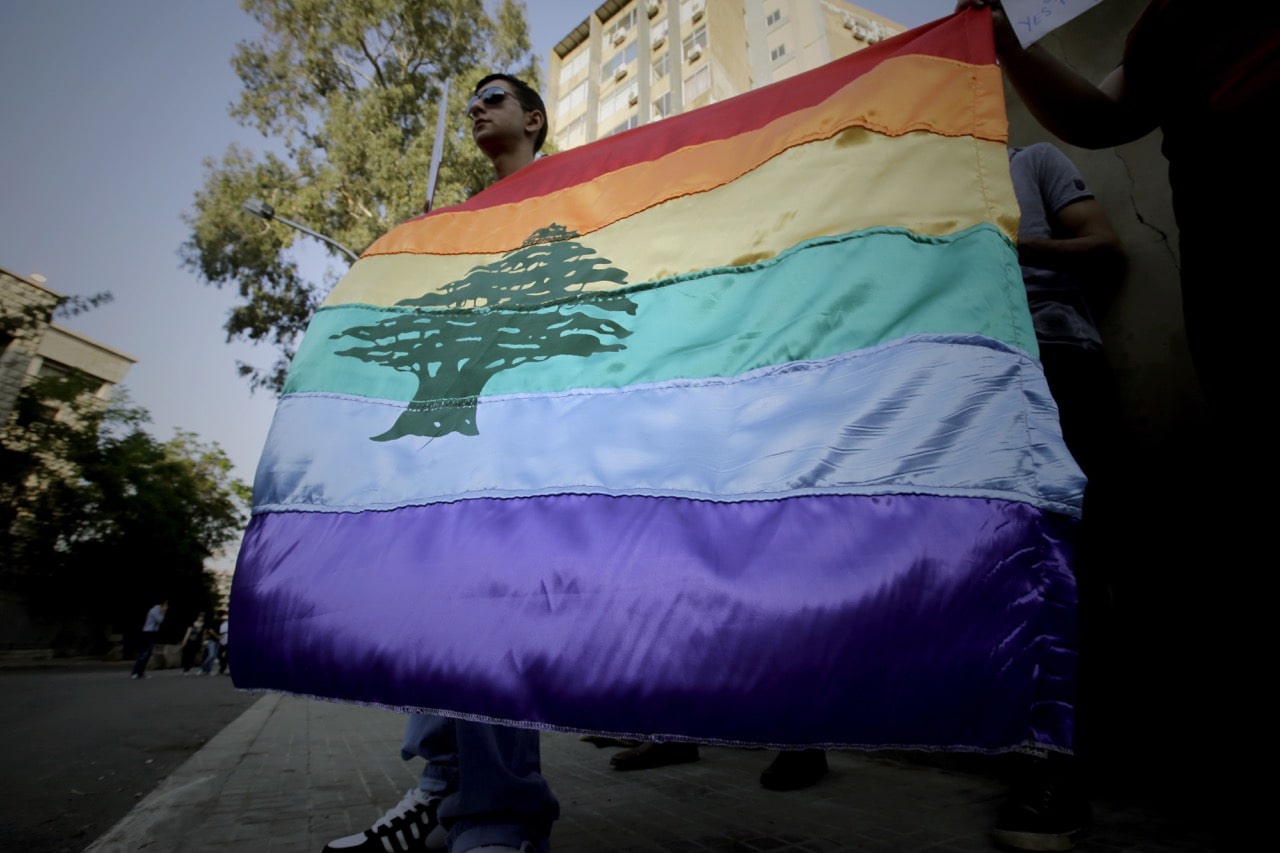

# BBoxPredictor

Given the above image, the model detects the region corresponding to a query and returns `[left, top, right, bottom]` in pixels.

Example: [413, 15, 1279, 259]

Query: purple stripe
[231, 493, 1077, 752]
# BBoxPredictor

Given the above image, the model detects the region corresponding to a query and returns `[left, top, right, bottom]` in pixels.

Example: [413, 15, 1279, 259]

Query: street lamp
[241, 198, 361, 264]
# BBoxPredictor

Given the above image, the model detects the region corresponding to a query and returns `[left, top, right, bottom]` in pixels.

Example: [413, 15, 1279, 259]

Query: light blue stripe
[253, 334, 1083, 517]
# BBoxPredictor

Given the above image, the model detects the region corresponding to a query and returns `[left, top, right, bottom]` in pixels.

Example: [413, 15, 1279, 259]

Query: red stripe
[414, 11, 992, 218]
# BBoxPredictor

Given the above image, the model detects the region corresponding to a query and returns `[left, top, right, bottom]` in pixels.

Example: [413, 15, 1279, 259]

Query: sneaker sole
[991, 827, 1078, 852]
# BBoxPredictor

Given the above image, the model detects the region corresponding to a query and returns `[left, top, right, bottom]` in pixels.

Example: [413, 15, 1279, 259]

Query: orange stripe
[364, 55, 1006, 258]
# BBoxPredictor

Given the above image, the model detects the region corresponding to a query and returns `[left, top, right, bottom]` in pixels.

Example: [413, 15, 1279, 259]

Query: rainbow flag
[232, 10, 1081, 754]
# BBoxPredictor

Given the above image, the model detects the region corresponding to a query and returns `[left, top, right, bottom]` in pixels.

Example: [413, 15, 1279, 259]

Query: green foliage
[1, 376, 249, 650]
[181, 0, 544, 395]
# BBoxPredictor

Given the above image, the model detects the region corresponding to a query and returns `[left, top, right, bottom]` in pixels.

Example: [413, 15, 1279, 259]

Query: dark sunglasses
[466, 86, 514, 116]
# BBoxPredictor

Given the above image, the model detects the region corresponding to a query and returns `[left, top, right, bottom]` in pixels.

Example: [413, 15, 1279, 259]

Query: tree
[181, 0, 542, 396]
[1, 319, 250, 652]
[331, 225, 635, 439]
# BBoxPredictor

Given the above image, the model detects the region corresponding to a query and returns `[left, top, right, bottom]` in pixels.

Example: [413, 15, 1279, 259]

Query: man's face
[468, 82, 530, 152]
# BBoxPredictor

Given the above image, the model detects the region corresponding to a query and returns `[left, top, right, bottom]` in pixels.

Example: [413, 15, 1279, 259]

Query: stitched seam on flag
[253, 488, 1083, 520]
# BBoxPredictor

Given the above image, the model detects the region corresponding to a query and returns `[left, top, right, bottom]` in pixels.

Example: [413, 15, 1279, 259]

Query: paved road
[0, 663, 260, 853]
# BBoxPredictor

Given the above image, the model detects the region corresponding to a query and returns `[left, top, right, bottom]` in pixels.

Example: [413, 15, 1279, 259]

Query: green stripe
[284, 224, 1033, 402]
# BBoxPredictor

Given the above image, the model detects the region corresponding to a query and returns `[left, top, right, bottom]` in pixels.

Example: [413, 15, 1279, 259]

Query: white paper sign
[1002, 0, 1106, 47]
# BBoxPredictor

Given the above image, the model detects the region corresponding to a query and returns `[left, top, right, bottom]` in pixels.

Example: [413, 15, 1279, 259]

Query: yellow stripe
[327, 132, 1018, 308]
[362, 55, 1007, 259]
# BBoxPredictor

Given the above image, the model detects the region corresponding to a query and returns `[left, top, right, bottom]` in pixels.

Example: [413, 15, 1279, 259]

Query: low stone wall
[146, 644, 183, 670]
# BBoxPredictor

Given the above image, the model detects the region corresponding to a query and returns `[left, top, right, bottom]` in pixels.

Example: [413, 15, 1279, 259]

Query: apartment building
[546, 0, 903, 151]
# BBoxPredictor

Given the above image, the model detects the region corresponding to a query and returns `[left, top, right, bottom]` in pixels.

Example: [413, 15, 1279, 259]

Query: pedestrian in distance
[180, 611, 206, 675]
[129, 598, 168, 679]
[217, 610, 230, 675]
[199, 615, 222, 676]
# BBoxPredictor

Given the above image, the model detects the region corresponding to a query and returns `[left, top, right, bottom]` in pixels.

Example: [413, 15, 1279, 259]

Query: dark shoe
[322, 788, 446, 851]
[759, 749, 828, 791]
[610, 741, 700, 771]
[992, 780, 1090, 851]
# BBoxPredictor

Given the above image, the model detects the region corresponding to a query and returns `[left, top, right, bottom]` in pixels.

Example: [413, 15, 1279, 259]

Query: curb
[85, 693, 283, 852]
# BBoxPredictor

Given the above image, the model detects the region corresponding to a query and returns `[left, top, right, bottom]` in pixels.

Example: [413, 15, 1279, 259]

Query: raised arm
[955, 1, 1159, 149]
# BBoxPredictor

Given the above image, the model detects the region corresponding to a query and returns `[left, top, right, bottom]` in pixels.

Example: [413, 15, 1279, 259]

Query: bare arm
[955, 1, 1159, 148]
[1019, 197, 1127, 314]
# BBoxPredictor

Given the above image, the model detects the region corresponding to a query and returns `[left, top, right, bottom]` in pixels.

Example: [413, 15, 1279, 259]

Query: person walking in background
[321, 73, 559, 853]
[180, 611, 206, 675]
[217, 611, 230, 675]
[129, 599, 168, 679]
[199, 614, 222, 676]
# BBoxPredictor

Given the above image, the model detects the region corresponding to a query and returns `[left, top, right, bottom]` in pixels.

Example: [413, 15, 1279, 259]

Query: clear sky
[0, 1, 953, 513]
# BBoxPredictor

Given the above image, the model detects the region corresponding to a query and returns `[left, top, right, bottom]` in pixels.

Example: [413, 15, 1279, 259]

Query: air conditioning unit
[652, 34, 665, 49]
[842, 14, 854, 30]
[853, 25, 869, 40]
[614, 64, 629, 80]
[628, 90, 639, 106]
[687, 44, 702, 61]
[612, 29, 627, 45]
[692, 3, 704, 22]
[647, 0, 660, 17]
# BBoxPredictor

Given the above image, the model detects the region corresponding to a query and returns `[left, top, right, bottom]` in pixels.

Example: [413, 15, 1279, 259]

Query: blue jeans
[200, 639, 219, 673]
[402, 714, 559, 852]
[130, 631, 159, 676]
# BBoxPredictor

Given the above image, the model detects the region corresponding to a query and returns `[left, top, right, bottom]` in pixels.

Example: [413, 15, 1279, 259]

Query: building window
[599, 80, 639, 123]
[652, 91, 672, 120]
[556, 114, 587, 149]
[36, 359, 72, 380]
[601, 41, 639, 82]
[603, 8, 638, 46]
[651, 18, 668, 45]
[766, 9, 781, 27]
[771, 44, 787, 62]
[558, 50, 588, 87]
[683, 24, 707, 60]
[684, 65, 710, 101]
[652, 51, 670, 83]
[606, 115, 641, 137]
[35, 359, 103, 401]
[558, 80, 587, 116]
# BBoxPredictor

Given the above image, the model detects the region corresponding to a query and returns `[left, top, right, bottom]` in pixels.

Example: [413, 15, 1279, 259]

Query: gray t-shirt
[1008, 143, 1103, 350]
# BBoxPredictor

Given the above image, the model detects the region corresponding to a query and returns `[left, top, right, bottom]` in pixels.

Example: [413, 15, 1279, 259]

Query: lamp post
[241, 198, 361, 264]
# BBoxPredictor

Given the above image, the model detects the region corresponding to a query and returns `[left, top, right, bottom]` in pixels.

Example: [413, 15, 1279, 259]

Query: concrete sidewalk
[85, 693, 1215, 852]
